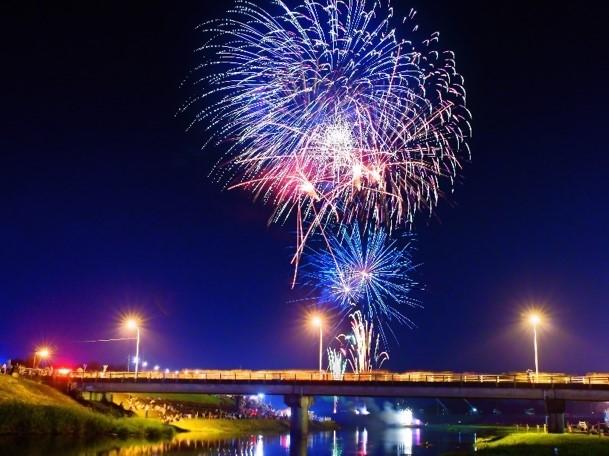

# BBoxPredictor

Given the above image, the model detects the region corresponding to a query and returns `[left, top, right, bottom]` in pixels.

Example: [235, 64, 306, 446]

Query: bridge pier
[284, 394, 313, 440]
[545, 398, 566, 433]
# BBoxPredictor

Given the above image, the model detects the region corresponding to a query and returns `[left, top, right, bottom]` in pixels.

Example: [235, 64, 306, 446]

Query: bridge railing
[26, 368, 609, 386]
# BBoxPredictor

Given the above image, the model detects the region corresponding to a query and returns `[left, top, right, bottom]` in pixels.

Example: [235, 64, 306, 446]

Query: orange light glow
[36, 347, 51, 358]
[124, 316, 140, 330]
[527, 312, 542, 326]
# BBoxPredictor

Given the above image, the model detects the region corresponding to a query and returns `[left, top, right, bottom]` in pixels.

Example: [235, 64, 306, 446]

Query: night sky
[2, 1, 608, 374]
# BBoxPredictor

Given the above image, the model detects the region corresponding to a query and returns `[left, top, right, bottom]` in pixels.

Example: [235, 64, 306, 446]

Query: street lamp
[527, 312, 542, 380]
[125, 317, 141, 379]
[34, 347, 51, 368]
[311, 315, 323, 372]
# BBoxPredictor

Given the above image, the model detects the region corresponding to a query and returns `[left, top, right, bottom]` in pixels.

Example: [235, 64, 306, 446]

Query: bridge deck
[30, 369, 609, 402]
[47, 369, 609, 385]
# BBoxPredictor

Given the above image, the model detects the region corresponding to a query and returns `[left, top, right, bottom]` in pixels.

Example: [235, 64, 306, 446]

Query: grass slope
[0, 375, 172, 437]
[476, 431, 609, 455]
[174, 418, 289, 437]
[172, 418, 336, 437]
[0, 374, 78, 406]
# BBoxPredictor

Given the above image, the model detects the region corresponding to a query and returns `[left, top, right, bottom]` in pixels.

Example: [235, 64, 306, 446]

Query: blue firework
[303, 224, 420, 336]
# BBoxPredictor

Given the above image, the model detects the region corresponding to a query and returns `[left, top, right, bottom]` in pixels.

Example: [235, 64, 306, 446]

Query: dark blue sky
[1, 1, 608, 373]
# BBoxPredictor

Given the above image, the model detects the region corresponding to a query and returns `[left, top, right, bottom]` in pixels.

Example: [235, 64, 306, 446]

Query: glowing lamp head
[311, 315, 322, 327]
[125, 319, 137, 329]
[125, 317, 139, 330]
[36, 348, 50, 359]
[528, 313, 541, 326]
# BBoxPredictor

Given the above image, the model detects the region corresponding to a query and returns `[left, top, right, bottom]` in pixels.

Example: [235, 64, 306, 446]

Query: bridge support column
[284, 394, 313, 440]
[545, 398, 566, 433]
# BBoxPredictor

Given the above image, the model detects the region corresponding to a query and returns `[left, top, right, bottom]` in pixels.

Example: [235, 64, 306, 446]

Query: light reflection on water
[384, 427, 418, 454]
[0, 427, 475, 455]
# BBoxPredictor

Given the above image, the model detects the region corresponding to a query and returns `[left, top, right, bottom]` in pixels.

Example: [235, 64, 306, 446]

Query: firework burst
[327, 347, 347, 380]
[302, 223, 419, 339]
[338, 311, 388, 373]
[185, 0, 471, 268]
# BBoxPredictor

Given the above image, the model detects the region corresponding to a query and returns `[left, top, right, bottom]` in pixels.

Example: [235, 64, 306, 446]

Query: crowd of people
[118, 394, 282, 425]
[0, 360, 24, 375]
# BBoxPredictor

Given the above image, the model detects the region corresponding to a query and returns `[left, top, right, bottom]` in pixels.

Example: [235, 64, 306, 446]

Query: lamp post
[125, 318, 140, 379]
[528, 313, 541, 381]
[312, 315, 323, 372]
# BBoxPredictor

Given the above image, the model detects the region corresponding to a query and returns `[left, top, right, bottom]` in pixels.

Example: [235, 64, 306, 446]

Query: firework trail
[327, 347, 346, 413]
[327, 347, 347, 380]
[184, 0, 471, 268]
[338, 311, 388, 373]
[302, 223, 419, 339]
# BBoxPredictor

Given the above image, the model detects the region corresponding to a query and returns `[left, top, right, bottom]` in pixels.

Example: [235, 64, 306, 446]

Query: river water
[0, 427, 479, 455]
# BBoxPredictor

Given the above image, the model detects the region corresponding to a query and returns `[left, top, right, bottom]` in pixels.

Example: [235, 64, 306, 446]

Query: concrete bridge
[41, 369, 609, 436]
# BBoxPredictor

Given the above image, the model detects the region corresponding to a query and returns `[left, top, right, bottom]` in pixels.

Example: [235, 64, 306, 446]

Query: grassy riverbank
[172, 417, 337, 438]
[173, 418, 289, 437]
[439, 424, 609, 455]
[0, 375, 337, 440]
[476, 431, 609, 455]
[0, 375, 173, 438]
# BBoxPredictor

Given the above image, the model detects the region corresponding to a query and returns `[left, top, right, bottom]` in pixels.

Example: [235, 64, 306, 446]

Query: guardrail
[20, 368, 609, 386]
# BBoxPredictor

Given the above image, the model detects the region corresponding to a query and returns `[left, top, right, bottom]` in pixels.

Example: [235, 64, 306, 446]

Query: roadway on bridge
[46, 369, 609, 402]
